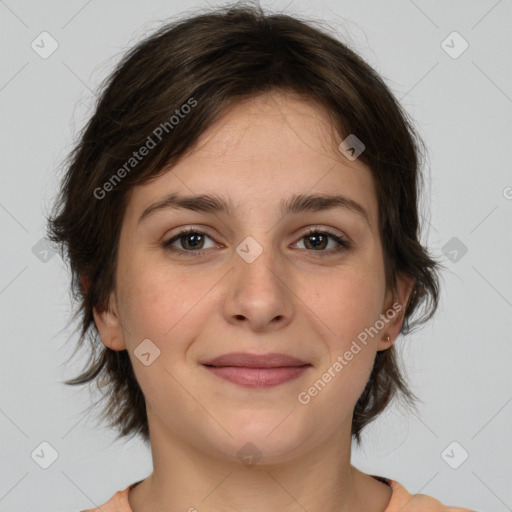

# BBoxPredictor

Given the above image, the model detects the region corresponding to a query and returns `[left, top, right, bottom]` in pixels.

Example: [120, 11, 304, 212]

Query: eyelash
[162, 226, 351, 257]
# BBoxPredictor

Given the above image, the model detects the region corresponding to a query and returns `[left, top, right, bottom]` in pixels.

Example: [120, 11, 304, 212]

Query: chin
[204, 416, 312, 466]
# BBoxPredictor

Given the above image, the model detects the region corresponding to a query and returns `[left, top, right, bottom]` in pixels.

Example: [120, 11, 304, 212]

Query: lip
[201, 352, 312, 389]
[202, 352, 310, 368]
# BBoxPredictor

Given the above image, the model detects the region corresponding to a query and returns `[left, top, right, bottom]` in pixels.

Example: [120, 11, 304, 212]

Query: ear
[377, 272, 415, 351]
[92, 290, 127, 351]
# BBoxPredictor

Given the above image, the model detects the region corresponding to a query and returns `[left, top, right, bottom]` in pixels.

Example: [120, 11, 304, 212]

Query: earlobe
[377, 333, 392, 352]
[378, 273, 416, 351]
[92, 292, 127, 351]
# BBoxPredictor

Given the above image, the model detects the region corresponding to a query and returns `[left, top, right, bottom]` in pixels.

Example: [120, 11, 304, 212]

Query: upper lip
[201, 352, 311, 368]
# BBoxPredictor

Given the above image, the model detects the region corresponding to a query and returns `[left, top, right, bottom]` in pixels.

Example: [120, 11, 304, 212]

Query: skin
[94, 90, 414, 512]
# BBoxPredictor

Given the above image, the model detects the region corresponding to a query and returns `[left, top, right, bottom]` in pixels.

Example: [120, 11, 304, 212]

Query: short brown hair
[48, 2, 442, 444]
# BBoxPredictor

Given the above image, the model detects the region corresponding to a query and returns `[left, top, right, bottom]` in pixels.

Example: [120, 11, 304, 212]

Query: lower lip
[203, 365, 311, 388]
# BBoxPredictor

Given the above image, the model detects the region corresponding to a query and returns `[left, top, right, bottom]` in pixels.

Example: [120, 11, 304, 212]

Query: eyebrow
[137, 192, 370, 226]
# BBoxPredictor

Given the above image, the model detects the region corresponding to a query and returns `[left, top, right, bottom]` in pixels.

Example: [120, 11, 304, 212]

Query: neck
[128, 416, 392, 512]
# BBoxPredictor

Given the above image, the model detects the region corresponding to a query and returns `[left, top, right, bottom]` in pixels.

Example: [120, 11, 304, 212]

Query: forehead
[124, 92, 379, 231]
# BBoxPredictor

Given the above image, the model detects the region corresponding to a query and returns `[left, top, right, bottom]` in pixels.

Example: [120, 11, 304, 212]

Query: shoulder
[384, 478, 476, 512]
[79, 482, 136, 512]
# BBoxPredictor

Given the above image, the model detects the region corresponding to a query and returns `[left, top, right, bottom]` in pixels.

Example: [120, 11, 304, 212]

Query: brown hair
[47, 2, 442, 445]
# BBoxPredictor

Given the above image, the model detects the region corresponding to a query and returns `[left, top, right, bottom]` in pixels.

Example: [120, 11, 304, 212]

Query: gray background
[1, 1, 511, 511]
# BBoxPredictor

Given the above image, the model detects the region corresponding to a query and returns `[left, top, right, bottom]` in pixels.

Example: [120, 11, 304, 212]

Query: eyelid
[299, 225, 348, 241]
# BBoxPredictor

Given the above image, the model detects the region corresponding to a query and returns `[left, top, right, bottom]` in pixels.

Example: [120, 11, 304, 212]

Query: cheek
[299, 263, 385, 397]
[114, 262, 203, 399]
[116, 257, 219, 345]
[297, 274, 382, 419]
[304, 263, 385, 341]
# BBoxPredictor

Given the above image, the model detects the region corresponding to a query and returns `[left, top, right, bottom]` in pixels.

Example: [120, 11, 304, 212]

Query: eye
[293, 227, 350, 254]
[162, 227, 217, 255]
[162, 226, 351, 257]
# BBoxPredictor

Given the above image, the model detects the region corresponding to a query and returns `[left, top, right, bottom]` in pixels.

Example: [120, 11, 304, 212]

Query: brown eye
[161, 227, 350, 257]
[176, 232, 205, 250]
[303, 232, 328, 250]
[163, 228, 216, 255]
[295, 229, 350, 253]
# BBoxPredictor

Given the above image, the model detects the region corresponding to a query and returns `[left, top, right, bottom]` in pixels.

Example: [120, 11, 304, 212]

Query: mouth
[201, 352, 312, 389]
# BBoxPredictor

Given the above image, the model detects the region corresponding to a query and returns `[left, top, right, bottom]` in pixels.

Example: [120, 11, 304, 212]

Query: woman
[48, 3, 475, 511]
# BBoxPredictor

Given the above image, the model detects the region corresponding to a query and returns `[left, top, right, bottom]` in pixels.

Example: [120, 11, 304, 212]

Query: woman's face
[95, 91, 411, 463]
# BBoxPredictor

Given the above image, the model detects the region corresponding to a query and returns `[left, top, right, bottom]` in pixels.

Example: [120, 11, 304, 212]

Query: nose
[223, 240, 295, 333]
